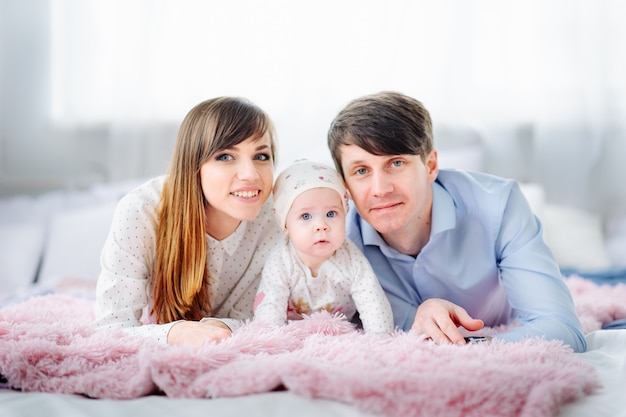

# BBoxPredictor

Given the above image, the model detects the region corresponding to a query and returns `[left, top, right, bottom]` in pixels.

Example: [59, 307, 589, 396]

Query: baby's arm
[253, 249, 291, 326]
[347, 241, 394, 334]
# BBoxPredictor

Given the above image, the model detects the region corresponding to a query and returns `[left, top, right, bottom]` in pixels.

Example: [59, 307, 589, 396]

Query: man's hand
[411, 298, 484, 345]
[167, 319, 232, 348]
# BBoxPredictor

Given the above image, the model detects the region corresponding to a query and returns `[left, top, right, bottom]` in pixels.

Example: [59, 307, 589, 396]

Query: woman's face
[200, 132, 274, 239]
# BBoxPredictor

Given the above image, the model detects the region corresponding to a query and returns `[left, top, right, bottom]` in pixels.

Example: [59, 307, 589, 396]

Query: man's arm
[495, 183, 586, 352]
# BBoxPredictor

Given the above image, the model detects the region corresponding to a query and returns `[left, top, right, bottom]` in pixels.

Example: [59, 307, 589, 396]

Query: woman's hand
[411, 298, 484, 345]
[167, 319, 232, 347]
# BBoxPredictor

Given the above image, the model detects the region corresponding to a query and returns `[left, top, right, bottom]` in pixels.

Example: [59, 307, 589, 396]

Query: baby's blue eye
[392, 160, 404, 167]
[300, 213, 311, 220]
[326, 211, 337, 218]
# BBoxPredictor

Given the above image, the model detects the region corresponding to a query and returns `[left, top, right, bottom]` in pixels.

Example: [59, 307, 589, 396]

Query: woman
[94, 97, 282, 347]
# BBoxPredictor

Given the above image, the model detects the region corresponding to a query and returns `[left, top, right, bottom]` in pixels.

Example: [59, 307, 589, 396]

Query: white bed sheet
[0, 390, 374, 417]
[1, 330, 624, 417]
[557, 330, 626, 417]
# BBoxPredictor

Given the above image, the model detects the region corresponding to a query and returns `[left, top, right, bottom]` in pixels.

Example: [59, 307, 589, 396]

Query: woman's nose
[237, 159, 260, 180]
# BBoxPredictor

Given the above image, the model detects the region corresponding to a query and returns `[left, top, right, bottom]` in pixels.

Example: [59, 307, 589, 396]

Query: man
[327, 91, 586, 352]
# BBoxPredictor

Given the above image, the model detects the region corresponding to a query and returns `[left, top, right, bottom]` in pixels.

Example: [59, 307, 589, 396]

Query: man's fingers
[437, 318, 465, 344]
[450, 306, 485, 332]
[412, 319, 458, 345]
[412, 298, 485, 345]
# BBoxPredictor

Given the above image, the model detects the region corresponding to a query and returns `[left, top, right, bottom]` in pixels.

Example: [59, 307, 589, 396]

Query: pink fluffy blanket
[1, 276, 624, 417]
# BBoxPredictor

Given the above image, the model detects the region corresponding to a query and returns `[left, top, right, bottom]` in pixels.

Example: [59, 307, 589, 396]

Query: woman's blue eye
[255, 153, 271, 161]
[215, 153, 233, 161]
[300, 213, 311, 220]
[326, 211, 337, 218]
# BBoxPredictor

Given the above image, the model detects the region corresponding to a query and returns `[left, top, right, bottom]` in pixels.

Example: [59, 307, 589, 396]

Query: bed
[1, 174, 626, 417]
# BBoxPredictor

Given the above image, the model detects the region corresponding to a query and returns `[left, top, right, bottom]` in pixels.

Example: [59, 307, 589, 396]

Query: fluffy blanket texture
[0, 276, 624, 417]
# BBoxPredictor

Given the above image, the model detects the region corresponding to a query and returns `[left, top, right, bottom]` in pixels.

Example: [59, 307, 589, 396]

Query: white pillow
[0, 222, 46, 295]
[37, 202, 117, 287]
[605, 213, 626, 267]
[519, 183, 611, 270]
[541, 205, 611, 270]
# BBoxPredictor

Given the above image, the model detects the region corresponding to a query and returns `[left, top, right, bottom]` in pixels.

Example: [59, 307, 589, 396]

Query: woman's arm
[93, 177, 177, 344]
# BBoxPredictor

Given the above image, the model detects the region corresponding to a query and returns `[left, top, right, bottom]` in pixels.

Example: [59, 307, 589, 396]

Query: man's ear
[426, 149, 439, 181]
[425, 149, 439, 171]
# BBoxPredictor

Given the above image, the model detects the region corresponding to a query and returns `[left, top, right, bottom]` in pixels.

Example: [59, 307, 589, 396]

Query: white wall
[1, 0, 625, 222]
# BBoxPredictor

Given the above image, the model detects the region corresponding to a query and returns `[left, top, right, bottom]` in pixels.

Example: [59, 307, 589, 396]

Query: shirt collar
[361, 181, 456, 249]
[431, 180, 456, 236]
[207, 220, 247, 256]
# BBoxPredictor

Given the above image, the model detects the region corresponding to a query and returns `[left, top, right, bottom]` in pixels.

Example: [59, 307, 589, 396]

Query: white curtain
[2, 0, 625, 216]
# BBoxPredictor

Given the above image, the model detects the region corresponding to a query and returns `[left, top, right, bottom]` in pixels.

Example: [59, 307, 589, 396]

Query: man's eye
[300, 213, 311, 220]
[356, 168, 367, 175]
[326, 211, 337, 218]
[392, 160, 404, 167]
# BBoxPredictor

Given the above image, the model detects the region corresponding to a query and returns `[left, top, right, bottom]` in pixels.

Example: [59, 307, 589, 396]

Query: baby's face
[285, 187, 346, 269]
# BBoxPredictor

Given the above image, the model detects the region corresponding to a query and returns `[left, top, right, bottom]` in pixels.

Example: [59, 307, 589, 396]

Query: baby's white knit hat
[273, 160, 349, 229]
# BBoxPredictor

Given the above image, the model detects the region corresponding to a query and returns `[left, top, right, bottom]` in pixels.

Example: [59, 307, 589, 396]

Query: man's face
[339, 144, 438, 236]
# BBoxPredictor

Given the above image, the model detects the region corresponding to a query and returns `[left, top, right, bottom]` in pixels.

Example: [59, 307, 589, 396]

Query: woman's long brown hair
[152, 97, 275, 324]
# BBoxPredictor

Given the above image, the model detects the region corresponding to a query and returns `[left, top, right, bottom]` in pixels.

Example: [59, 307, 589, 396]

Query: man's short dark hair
[327, 91, 434, 178]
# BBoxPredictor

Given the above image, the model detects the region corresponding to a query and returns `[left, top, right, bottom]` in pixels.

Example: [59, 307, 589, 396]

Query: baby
[254, 160, 394, 333]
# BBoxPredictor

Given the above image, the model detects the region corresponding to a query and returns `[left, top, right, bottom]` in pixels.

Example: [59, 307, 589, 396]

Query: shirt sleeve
[494, 182, 586, 352]
[346, 241, 395, 334]
[253, 245, 291, 326]
[92, 180, 174, 344]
